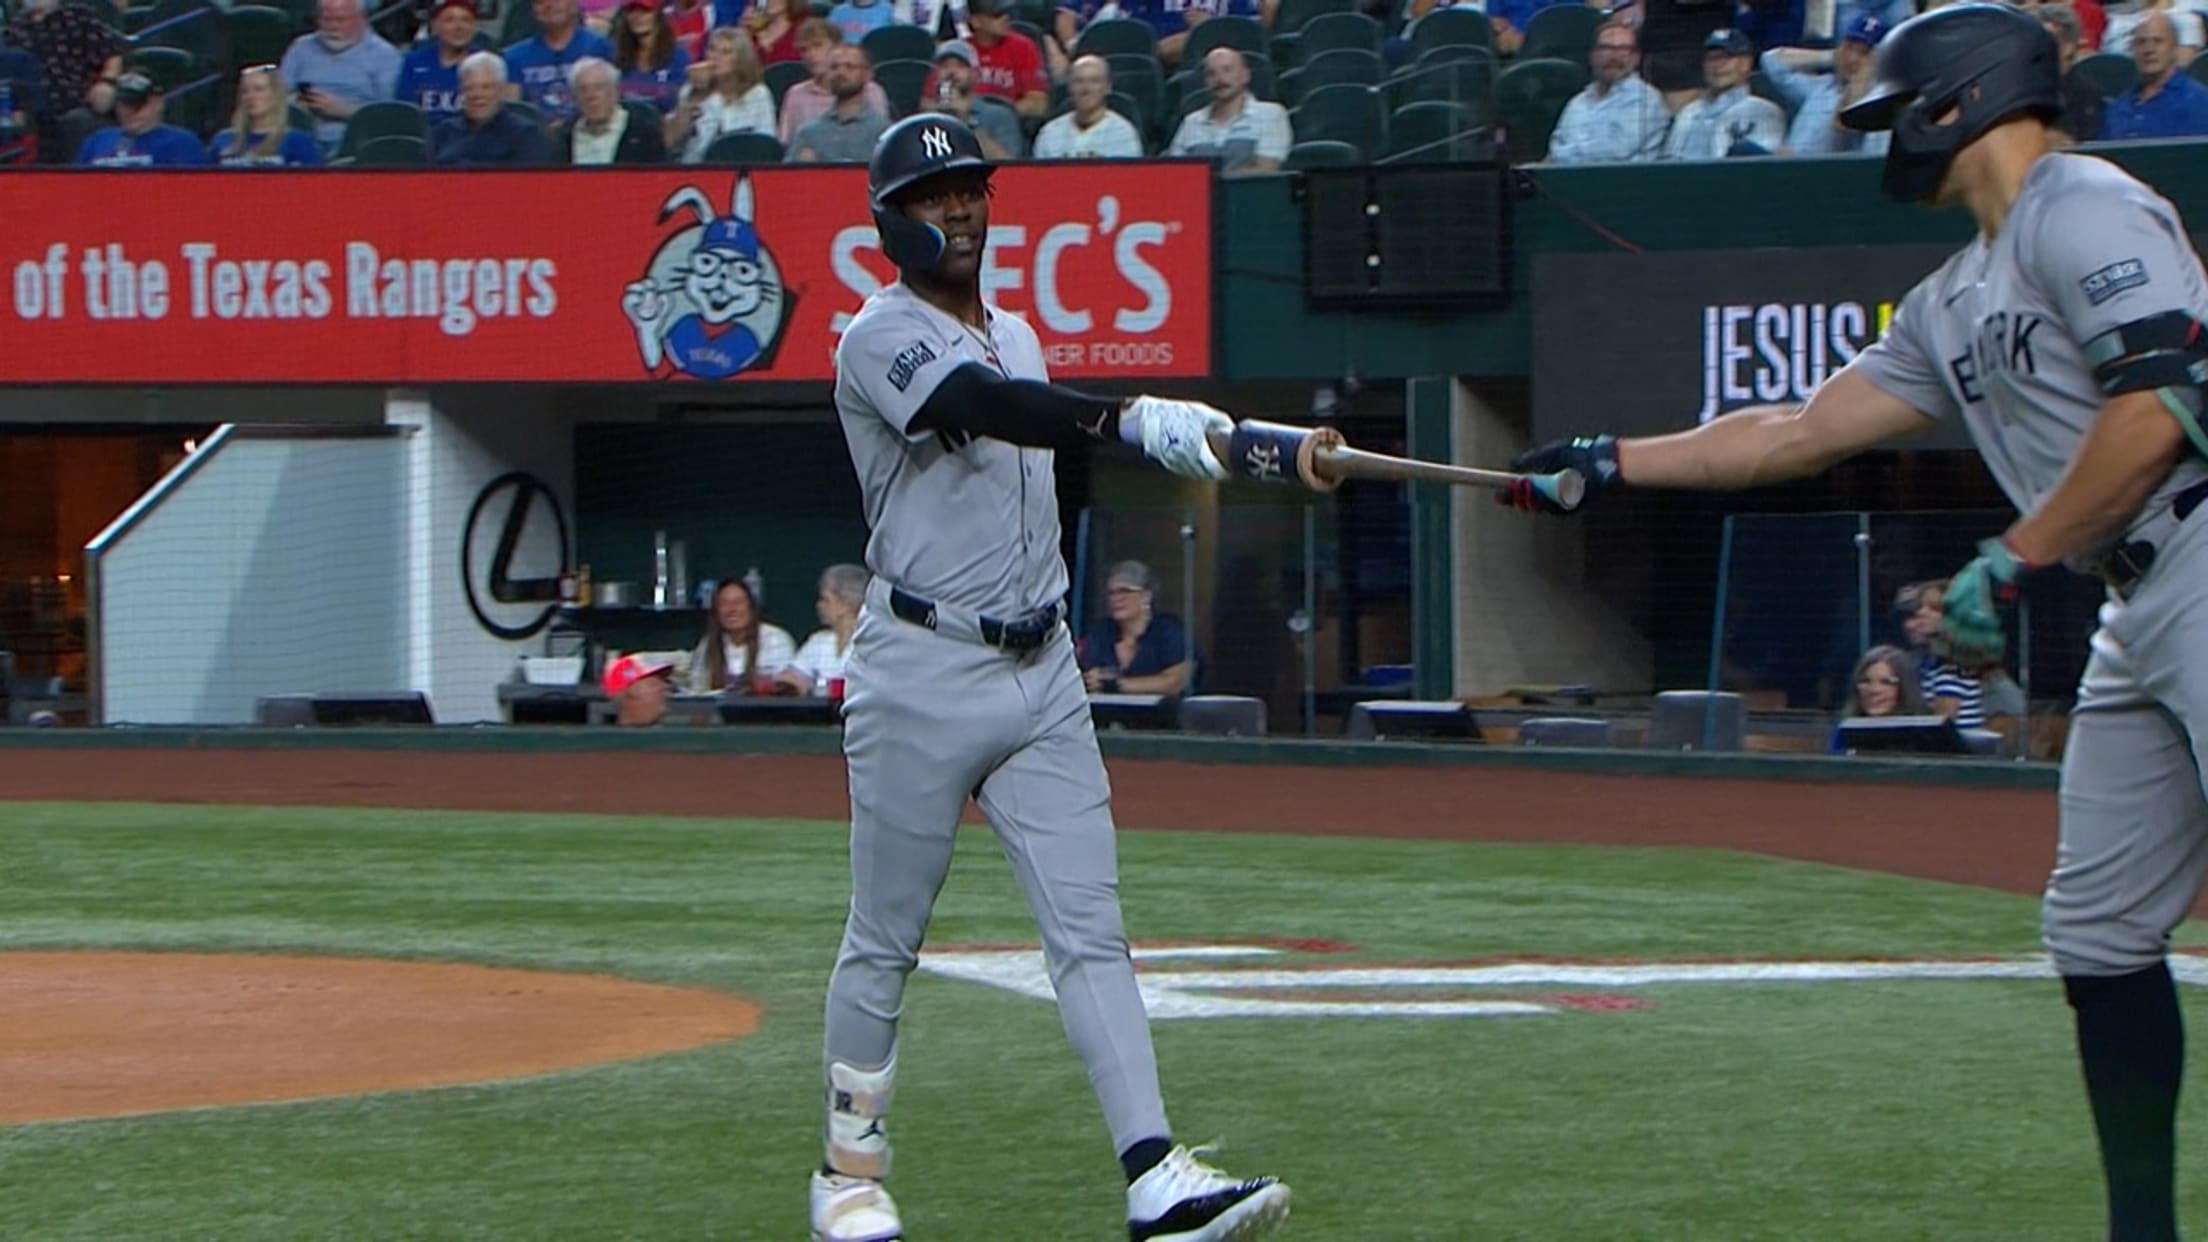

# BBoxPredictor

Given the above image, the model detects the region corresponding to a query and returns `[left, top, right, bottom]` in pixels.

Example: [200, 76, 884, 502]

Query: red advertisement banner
[0, 162, 1213, 385]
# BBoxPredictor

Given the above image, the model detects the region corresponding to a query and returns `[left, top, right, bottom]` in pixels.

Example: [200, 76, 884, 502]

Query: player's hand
[1126, 396, 1232, 482]
[623, 279, 668, 328]
[1501, 435, 1621, 514]
[1935, 536, 2033, 666]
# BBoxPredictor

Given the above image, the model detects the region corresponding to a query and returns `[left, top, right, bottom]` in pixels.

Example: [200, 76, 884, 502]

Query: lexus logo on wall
[461, 471, 572, 641]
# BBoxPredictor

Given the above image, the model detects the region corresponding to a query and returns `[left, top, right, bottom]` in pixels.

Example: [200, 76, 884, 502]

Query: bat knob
[1548, 468, 1586, 512]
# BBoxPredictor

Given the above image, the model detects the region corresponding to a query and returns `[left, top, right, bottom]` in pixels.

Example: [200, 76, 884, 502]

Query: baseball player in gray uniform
[806, 111, 1293, 1242]
[1511, 7, 2208, 1238]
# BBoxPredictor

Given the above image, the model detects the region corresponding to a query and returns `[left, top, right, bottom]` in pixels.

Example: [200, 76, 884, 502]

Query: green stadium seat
[161, 76, 218, 136]
[120, 2, 153, 30]
[225, 5, 297, 71]
[2192, 54, 2208, 88]
[1283, 136, 1361, 167]
[870, 56, 931, 117]
[1290, 10, 1382, 63]
[764, 59, 810, 108]
[1384, 98, 1487, 161]
[1103, 51, 1163, 128]
[1279, 46, 1381, 106]
[1074, 16, 1157, 59]
[1272, 0, 1353, 37]
[286, 99, 315, 131]
[1385, 44, 1493, 115]
[1519, 2, 1602, 66]
[860, 23, 936, 68]
[1289, 81, 1383, 159]
[702, 130, 785, 163]
[1494, 54, 1583, 163]
[500, 0, 539, 46]
[352, 132, 426, 164]
[1407, 6, 1492, 60]
[1182, 14, 1263, 63]
[338, 99, 426, 157]
[2068, 51, 2135, 101]
[501, 97, 542, 126]
[125, 45, 198, 89]
[133, 0, 222, 62]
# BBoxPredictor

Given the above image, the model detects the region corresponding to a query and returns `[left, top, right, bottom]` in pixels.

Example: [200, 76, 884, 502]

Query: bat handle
[1534, 468, 1587, 512]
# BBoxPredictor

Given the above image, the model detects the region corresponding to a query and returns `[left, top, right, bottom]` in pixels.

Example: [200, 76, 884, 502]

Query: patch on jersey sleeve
[2081, 259, 2150, 307]
[886, 341, 938, 393]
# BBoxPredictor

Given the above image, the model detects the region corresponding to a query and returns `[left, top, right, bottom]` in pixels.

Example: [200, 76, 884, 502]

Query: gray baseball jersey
[1851, 152, 2208, 978]
[820, 280, 1171, 1163]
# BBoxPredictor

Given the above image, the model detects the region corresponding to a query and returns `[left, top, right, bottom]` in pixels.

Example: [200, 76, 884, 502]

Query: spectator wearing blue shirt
[610, 0, 689, 114]
[0, 45, 49, 165]
[432, 50, 554, 162]
[1546, 18, 1669, 164]
[74, 72, 207, 165]
[399, 0, 487, 125]
[209, 65, 324, 165]
[1077, 561, 1202, 698]
[827, 0, 895, 41]
[1755, 13, 1891, 156]
[504, 0, 616, 123]
[1487, 0, 1588, 58]
[2100, 12, 2208, 141]
[279, 0, 404, 149]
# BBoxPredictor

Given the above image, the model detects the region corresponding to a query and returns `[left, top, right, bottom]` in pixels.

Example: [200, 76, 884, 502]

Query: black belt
[887, 587, 1063, 653]
[2095, 476, 2208, 598]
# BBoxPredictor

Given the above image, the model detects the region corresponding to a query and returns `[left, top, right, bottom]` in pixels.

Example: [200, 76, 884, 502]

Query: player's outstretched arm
[2002, 390, 2188, 568]
[1510, 367, 1934, 511]
[910, 363, 1232, 480]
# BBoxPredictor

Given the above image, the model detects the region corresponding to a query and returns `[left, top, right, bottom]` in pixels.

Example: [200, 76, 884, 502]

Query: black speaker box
[1300, 163, 1513, 311]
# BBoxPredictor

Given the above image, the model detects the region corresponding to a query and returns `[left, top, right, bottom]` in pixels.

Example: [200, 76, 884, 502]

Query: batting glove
[1503, 435, 1621, 515]
[1125, 396, 1232, 482]
[1935, 536, 2034, 666]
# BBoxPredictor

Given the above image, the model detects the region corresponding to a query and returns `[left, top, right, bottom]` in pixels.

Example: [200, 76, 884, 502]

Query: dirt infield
[0, 952, 761, 1126]
[0, 747, 2059, 896]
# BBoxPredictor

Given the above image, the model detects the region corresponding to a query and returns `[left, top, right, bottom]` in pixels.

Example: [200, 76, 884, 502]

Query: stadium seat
[162, 76, 219, 135]
[125, 44, 198, 90]
[1183, 13, 1264, 62]
[1384, 99, 1487, 161]
[701, 130, 784, 163]
[860, 23, 935, 69]
[1177, 694, 1268, 736]
[764, 59, 810, 108]
[1290, 10, 1382, 63]
[1647, 690, 1745, 752]
[121, 2, 154, 30]
[1384, 44, 1493, 115]
[225, 5, 296, 71]
[2191, 54, 2208, 88]
[871, 56, 931, 117]
[2068, 51, 2135, 100]
[1272, 0, 1354, 37]
[338, 99, 426, 158]
[1407, 6, 1492, 60]
[1074, 16, 1157, 59]
[1519, 2, 1602, 66]
[351, 133, 427, 165]
[1494, 55, 1584, 163]
[1283, 136, 1361, 167]
[286, 100, 316, 132]
[501, 0, 539, 45]
[1279, 46, 1381, 105]
[1104, 50, 1164, 128]
[1290, 81, 1383, 159]
[132, 0, 222, 62]
[502, 98, 542, 126]
[265, 0, 316, 32]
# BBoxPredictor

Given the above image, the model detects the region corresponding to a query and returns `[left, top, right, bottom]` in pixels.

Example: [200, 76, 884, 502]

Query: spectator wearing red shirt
[922, 0, 1048, 119]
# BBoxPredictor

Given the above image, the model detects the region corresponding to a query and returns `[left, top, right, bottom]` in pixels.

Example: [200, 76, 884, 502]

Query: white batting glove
[1123, 396, 1232, 482]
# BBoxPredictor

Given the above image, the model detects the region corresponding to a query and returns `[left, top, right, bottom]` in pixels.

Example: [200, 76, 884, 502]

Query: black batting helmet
[1838, 3, 2061, 204]
[868, 113, 992, 276]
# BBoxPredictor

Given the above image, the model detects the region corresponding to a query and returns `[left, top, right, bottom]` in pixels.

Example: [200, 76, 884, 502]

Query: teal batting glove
[1935, 537, 2034, 667]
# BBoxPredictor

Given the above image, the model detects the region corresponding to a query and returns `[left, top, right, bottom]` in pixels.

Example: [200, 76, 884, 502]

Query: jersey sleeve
[2031, 184, 2207, 358]
[1846, 276, 1958, 421]
[834, 305, 958, 437]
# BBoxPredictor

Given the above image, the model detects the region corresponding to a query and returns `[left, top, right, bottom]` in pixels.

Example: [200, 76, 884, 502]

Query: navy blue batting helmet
[868, 113, 992, 276]
[1838, 3, 2061, 203]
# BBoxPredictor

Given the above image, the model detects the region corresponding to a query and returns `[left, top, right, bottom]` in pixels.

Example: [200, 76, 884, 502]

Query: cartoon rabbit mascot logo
[622, 174, 792, 380]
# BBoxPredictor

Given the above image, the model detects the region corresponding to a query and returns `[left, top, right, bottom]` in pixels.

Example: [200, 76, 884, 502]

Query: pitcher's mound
[0, 952, 762, 1125]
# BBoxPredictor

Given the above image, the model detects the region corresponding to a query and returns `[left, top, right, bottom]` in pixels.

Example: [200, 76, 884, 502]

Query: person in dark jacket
[550, 55, 665, 163]
[429, 50, 551, 165]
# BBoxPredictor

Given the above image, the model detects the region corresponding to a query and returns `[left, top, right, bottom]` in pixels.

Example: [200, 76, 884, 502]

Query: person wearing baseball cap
[397, 0, 483, 124]
[1756, 13, 1892, 155]
[601, 653, 676, 727]
[73, 72, 208, 165]
[1660, 27, 1787, 159]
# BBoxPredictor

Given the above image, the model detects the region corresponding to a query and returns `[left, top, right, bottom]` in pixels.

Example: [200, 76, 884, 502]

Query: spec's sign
[1529, 245, 1970, 449]
[0, 163, 1213, 385]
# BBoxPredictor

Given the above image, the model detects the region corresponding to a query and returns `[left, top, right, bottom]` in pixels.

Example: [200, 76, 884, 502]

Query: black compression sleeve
[909, 362, 1124, 451]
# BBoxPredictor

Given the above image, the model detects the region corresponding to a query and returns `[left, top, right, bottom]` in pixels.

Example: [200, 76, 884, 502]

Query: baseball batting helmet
[868, 113, 992, 276]
[1838, 3, 2061, 204]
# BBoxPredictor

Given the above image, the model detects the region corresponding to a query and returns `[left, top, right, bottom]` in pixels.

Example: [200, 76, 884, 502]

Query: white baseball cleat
[1126, 1144, 1292, 1242]
[809, 1170, 904, 1242]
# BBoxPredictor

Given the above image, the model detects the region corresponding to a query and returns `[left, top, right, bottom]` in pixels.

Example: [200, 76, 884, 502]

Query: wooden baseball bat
[1206, 419, 1587, 512]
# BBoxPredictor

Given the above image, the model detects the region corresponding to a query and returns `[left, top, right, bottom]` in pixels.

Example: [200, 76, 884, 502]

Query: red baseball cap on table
[601, 654, 676, 697]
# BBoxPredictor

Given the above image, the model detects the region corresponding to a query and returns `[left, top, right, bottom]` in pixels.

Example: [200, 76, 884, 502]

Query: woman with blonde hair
[664, 25, 776, 162]
[611, 0, 689, 113]
[208, 64, 322, 166]
[685, 576, 797, 694]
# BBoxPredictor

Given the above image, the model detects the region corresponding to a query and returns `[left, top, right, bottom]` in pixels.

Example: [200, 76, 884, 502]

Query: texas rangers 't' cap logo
[620, 174, 795, 382]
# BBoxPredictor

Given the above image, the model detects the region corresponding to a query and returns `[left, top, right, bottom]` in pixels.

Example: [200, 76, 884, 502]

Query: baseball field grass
[5, 800, 2208, 1240]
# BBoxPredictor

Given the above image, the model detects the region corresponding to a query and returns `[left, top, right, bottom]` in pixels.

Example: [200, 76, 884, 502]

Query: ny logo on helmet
[921, 126, 952, 158]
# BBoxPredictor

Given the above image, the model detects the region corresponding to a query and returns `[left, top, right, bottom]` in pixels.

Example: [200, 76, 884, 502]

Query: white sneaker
[809, 1170, 904, 1242]
[1126, 1144, 1292, 1242]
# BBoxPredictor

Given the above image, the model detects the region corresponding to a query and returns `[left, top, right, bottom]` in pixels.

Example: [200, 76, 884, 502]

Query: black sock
[2064, 961, 2183, 1242]
[1119, 1136, 1172, 1185]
